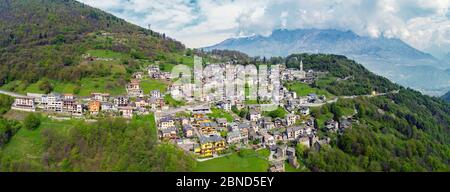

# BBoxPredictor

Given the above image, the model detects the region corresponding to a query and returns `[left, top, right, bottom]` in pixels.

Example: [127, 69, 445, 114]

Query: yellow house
[195, 135, 226, 158]
[193, 113, 205, 119]
[88, 100, 101, 115]
[159, 116, 175, 129]
[199, 122, 218, 135]
[196, 117, 211, 124]
[192, 116, 211, 127]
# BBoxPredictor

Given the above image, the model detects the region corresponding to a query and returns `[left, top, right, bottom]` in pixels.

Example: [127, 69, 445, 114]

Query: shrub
[24, 113, 41, 130]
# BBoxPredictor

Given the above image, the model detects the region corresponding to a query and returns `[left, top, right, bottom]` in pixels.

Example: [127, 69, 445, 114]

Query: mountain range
[205, 29, 450, 96]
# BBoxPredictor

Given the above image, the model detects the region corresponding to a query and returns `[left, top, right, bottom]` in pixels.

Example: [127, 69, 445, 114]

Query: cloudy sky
[78, 0, 450, 57]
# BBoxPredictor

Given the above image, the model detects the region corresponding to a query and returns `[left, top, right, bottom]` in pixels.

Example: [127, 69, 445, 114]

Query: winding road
[302, 89, 400, 107]
[0, 89, 26, 98]
[245, 90, 400, 108]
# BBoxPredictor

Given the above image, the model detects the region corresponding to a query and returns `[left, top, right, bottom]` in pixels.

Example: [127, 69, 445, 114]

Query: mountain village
[8, 59, 358, 172]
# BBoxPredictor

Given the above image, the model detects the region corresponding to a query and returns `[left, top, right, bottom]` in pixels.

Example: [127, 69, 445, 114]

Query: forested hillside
[285, 54, 400, 95]
[0, 115, 196, 171]
[301, 88, 449, 171]
[0, 0, 184, 85]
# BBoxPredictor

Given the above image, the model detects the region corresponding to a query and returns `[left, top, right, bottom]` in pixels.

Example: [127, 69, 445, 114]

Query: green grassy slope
[194, 149, 270, 172]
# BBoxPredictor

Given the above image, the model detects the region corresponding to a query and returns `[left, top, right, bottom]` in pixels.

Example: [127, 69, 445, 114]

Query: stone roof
[227, 131, 240, 139]
[160, 116, 174, 122]
[238, 123, 250, 129]
[286, 126, 302, 132]
[199, 135, 224, 144]
[216, 118, 228, 124]
[183, 125, 193, 131]
[161, 127, 177, 134]
[200, 122, 218, 127]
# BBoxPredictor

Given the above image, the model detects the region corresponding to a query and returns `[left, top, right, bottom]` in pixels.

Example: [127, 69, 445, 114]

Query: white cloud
[77, 0, 450, 57]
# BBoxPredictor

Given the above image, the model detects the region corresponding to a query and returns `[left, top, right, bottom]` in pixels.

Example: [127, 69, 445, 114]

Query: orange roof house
[89, 100, 101, 115]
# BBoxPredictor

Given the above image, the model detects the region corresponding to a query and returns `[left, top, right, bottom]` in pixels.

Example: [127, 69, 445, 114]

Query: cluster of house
[151, 60, 351, 171]
[126, 79, 144, 97]
[148, 65, 171, 80]
[155, 102, 352, 163]
[281, 60, 325, 84]
[11, 88, 166, 118]
[269, 145, 300, 172]
[10, 67, 171, 118]
[157, 109, 227, 158]
[9, 58, 354, 171]
[12, 93, 83, 115]
[167, 62, 285, 103]
[285, 93, 326, 111]
[167, 60, 326, 108]
[85, 91, 165, 118]
[327, 118, 355, 134]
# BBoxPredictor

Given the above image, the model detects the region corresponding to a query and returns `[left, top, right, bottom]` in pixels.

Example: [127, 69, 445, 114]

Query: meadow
[193, 149, 270, 172]
[285, 82, 334, 98]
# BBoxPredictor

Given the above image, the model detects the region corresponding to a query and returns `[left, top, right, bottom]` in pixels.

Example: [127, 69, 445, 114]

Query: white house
[159, 116, 175, 129]
[285, 113, 297, 126]
[263, 133, 276, 147]
[11, 96, 35, 112]
[119, 106, 133, 118]
[300, 107, 310, 116]
[227, 130, 241, 144]
[151, 90, 161, 99]
[249, 110, 261, 122]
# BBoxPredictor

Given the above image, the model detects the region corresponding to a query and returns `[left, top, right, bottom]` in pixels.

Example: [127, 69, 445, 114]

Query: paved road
[301, 90, 400, 107]
[0, 90, 26, 98]
[197, 153, 232, 162]
[244, 90, 400, 108]
[299, 97, 338, 107]
[340, 90, 399, 99]
[152, 88, 397, 126]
